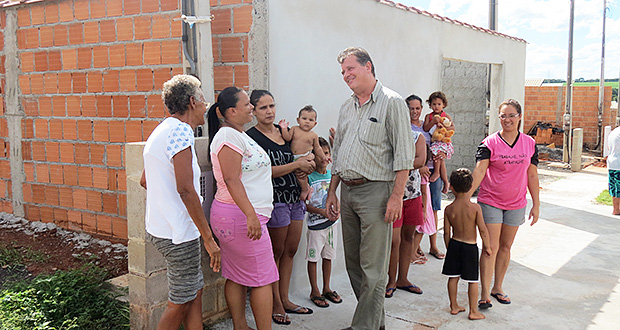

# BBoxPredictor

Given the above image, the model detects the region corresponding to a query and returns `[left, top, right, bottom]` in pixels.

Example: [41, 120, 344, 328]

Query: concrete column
[604, 125, 611, 157]
[248, 0, 269, 90]
[571, 128, 583, 172]
[488, 63, 504, 134]
[126, 137, 227, 330]
[4, 9, 25, 217]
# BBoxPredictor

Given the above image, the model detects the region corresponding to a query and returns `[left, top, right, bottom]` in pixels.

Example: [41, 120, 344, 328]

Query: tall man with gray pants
[326, 47, 415, 330]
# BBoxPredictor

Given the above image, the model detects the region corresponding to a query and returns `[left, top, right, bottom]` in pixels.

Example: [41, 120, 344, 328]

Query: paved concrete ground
[212, 166, 620, 329]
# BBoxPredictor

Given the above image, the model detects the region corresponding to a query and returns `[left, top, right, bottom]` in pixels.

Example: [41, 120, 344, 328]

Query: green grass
[596, 189, 613, 206]
[0, 242, 49, 269]
[0, 264, 129, 330]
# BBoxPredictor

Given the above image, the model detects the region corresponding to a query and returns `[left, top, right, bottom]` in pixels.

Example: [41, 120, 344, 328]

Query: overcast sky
[397, 0, 620, 80]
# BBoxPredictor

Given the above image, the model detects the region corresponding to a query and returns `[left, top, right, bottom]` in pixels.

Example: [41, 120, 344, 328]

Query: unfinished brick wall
[210, 0, 251, 93]
[524, 86, 615, 147]
[0, 0, 184, 240]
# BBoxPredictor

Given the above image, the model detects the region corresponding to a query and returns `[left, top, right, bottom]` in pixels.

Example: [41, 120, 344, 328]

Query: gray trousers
[341, 181, 393, 330]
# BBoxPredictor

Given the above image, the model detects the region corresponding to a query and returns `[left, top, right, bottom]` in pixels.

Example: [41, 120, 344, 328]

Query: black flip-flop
[491, 292, 511, 304]
[284, 306, 314, 314]
[323, 291, 342, 304]
[385, 287, 396, 298]
[310, 296, 329, 308]
[478, 299, 493, 309]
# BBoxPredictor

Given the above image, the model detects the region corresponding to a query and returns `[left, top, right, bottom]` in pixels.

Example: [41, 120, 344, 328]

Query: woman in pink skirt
[208, 87, 278, 330]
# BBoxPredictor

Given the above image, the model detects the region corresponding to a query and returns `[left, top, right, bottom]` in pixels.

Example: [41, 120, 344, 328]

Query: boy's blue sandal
[478, 299, 492, 309]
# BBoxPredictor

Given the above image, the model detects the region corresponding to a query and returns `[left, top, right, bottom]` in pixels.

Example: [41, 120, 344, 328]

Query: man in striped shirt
[326, 47, 415, 330]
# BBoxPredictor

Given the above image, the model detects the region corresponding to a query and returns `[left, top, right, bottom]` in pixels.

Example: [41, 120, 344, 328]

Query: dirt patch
[0, 213, 127, 288]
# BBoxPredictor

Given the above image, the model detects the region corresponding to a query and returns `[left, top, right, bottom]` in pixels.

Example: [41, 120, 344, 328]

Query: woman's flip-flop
[385, 287, 396, 298]
[272, 313, 291, 325]
[323, 291, 342, 304]
[491, 292, 511, 304]
[284, 306, 314, 314]
[429, 250, 445, 259]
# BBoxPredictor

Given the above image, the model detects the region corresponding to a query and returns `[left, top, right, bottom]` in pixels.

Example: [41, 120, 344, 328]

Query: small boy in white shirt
[279, 105, 329, 200]
[305, 137, 341, 308]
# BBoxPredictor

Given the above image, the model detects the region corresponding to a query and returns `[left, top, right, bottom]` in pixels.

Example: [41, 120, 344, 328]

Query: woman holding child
[247, 90, 316, 325]
[469, 99, 540, 309]
[208, 86, 277, 329]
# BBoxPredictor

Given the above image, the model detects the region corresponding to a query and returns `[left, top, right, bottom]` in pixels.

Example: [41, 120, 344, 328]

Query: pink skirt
[430, 141, 454, 159]
[416, 183, 436, 235]
[210, 200, 279, 287]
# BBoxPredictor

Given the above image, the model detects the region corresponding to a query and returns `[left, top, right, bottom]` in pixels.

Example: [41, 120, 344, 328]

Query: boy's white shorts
[305, 225, 336, 262]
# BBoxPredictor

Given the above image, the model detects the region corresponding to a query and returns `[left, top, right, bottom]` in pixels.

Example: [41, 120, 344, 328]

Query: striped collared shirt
[332, 80, 415, 181]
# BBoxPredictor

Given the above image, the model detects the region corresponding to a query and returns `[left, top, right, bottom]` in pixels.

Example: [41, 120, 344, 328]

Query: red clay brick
[81, 211, 96, 231]
[31, 5, 45, 25]
[92, 167, 108, 189]
[34, 119, 48, 139]
[124, 0, 140, 15]
[171, 17, 182, 38]
[60, 142, 75, 162]
[143, 0, 159, 13]
[19, 75, 30, 94]
[45, 185, 59, 205]
[48, 51, 62, 71]
[17, 7, 30, 27]
[234, 64, 249, 89]
[160, 40, 181, 64]
[112, 217, 127, 239]
[71, 72, 87, 93]
[53, 208, 68, 223]
[134, 16, 152, 40]
[109, 44, 125, 67]
[59, 186, 73, 207]
[109, 121, 125, 143]
[40, 207, 54, 223]
[51, 95, 65, 116]
[108, 169, 117, 189]
[91, 144, 105, 165]
[100, 19, 116, 42]
[117, 193, 126, 216]
[34, 51, 48, 71]
[94, 46, 110, 68]
[45, 2, 59, 24]
[152, 14, 171, 39]
[77, 120, 93, 141]
[49, 119, 63, 139]
[102, 192, 117, 213]
[81, 95, 97, 116]
[90, 0, 106, 19]
[87, 190, 102, 212]
[66, 96, 81, 117]
[119, 70, 136, 91]
[126, 120, 142, 142]
[77, 47, 92, 69]
[84, 21, 99, 43]
[220, 36, 243, 62]
[112, 95, 129, 117]
[39, 25, 54, 47]
[143, 41, 161, 65]
[54, 25, 68, 46]
[44, 73, 58, 94]
[143, 120, 159, 138]
[68, 23, 84, 45]
[46, 141, 60, 162]
[97, 214, 112, 235]
[116, 17, 133, 41]
[35, 164, 49, 183]
[73, 188, 88, 209]
[97, 95, 113, 117]
[75, 144, 90, 164]
[61, 48, 77, 70]
[93, 121, 109, 142]
[74, 0, 90, 20]
[125, 43, 142, 66]
[87, 71, 103, 93]
[136, 68, 153, 92]
[161, 0, 179, 11]
[23, 97, 39, 116]
[63, 165, 78, 185]
[25, 28, 39, 49]
[107, 0, 123, 17]
[20, 52, 34, 72]
[24, 163, 34, 182]
[214, 66, 233, 90]
[129, 95, 146, 118]
[147, 94, 166, 118]
[31, 141, 45, 161]
[153, 68, 171, 91]
[117, 169, 126, 190]
[233, 5, 253, 33]
[103, 70, 120, 92]
[27, 205, 41, 222]
[211, 8, 231, 35]
[106, 144, 122, 167]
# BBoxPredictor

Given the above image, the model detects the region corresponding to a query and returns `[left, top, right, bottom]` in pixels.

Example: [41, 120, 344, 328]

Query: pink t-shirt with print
[477, 132, 537, 210]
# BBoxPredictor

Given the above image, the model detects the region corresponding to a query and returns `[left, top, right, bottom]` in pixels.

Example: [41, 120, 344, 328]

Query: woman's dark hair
[426, 91, 448, 108]
[207, 86, 244, 143]
[161, 74, 202, 115]
[406, 94, 422, 104]
[249, 90, 274, 107]
[499, 98, 522, 129]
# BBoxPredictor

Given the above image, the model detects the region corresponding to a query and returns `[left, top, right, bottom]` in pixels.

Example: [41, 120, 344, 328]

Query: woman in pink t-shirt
[469, 99, 540, 310]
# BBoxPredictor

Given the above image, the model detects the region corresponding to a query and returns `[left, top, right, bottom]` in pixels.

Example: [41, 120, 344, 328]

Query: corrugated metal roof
[376, 0, 527, 43]
[0, 0, 49, 8]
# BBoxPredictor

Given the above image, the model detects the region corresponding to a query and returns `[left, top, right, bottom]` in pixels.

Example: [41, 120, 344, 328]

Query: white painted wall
[263, 0, 526, 293]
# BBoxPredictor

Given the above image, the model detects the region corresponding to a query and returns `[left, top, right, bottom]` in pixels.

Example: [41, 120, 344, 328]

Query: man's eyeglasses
[499, 113, 520, 119]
